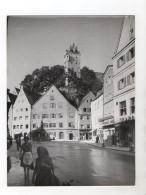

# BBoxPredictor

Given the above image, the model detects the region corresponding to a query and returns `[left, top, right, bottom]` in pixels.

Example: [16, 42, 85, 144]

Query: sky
[7, 16, 124, 92]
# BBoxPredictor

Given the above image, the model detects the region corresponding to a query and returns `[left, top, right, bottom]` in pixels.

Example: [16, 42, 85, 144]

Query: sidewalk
[81, 140, 135, 156]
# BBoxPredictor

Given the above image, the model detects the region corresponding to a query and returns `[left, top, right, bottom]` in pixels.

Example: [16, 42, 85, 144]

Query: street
[7, 140, 135, 186]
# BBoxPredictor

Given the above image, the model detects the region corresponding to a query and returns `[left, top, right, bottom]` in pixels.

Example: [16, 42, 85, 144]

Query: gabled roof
[15, 87, 20, 94]
[113, 16, 135, 56]
[7, 92, 17, 105]
[23, 88, 41, 105]
[33, 85, 78, 109]
[103, 65, 113, 77]
[79, 91, 95, 107]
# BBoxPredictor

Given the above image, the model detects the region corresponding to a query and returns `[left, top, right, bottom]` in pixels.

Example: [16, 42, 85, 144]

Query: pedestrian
[32, 146, 54, 186]
[19, 137, 34, 179]
[96, 135, 99, 144]
[17, 136, 21, 151]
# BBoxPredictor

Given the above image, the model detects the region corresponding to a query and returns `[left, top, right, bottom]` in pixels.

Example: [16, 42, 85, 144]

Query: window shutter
[124, 77, 126, 87]
[127, 75, 130, 85]
[118, 81, 120, 90]
[126, 52, 129, 61]
[123, 55, 125, 64]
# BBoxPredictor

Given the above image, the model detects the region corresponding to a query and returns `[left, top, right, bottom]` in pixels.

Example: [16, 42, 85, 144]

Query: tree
[20, 65, 103, 100]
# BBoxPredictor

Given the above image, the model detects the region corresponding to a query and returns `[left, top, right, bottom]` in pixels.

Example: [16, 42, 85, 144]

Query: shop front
[115, 120, 135, 147]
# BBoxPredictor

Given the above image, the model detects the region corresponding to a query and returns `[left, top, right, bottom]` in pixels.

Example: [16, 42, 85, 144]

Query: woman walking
[32, 146, 54, 186]
[19, 137, 33, 179]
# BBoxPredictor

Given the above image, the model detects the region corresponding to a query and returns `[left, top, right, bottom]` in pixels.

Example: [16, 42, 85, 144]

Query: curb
[84, 142, 135, 155]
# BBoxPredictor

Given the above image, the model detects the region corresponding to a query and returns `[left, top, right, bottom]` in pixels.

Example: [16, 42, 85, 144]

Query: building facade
[8, 86, 40, 138]
[78, 91, 95, 140]
[31, 85, 78, 141]
[91, 93, 103, 143]
[102, 65, 115, 146]
[112, 16, 135, 147]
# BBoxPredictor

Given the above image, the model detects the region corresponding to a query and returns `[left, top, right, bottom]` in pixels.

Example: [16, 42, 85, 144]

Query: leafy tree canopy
[21, 65, 103, 100]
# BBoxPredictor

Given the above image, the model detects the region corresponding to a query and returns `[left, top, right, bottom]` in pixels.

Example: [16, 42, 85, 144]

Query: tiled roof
[15, 87, 20, 94]
[23, 88, 41, 105]
[7, 92, 17, 105]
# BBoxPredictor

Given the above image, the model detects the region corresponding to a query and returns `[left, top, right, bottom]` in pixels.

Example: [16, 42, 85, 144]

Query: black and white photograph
[7, 15, 135, 186]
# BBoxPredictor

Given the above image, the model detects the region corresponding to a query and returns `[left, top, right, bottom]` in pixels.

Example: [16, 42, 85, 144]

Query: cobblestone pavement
[7, 140, 135, 186]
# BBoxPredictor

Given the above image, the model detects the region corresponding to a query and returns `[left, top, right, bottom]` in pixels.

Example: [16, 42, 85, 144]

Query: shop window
[120, 101, 127, 116]
[127, 72, 135, 85]
[130, 97, 135, 114]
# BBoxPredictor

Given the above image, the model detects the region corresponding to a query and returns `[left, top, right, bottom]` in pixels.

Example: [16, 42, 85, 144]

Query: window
[20, 108, 23, 112]
[83, 108, 86, 112]
[19, 116, 22, 120]
[58, 113, 63, 118]
[33, 124, 37, 128]
[86, 108, 91, 112]
[14, 117, 17, 121]
[80, 116, 84, 120]
[33, 114, 40, 119]
[87, 124, 91, 129]
[50, 103, 56, 108]
[25, 116, 28, 120]
[126, 47, 135, 61]
[117, 55, 125, 68]
[20, 125, 23, 129]
[42, 114, 48, 119]
[13, 125, 16, 129]
[80, 125, 84, 129]
[87, 116, 90, 120]
[120, 101, 127, 116]
[17, 125, 19, 129]
[43, 123, 48, 128]
[130, 98, 135, 114]
[118, 78, 126, 90]
[26, 108, 28, 111]
[43, 103, 47, 109]
[49, 123, 56, 127]
[127, 72, 135, 85]
[50, 95, 54, 100]
[50, 113, 56, 118]
[59, 123, 63, 128]
[68, 122, 75, 128]
[69, 112, 74, 118]
[58, 102, 63, 108]
[26, 124, 29, 129]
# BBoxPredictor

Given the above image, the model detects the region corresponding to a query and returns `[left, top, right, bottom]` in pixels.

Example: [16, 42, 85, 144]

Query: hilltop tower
[64, 43, 81, 78]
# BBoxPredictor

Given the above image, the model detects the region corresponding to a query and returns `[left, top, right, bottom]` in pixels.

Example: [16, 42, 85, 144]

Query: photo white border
[0, 0, 146, 194]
